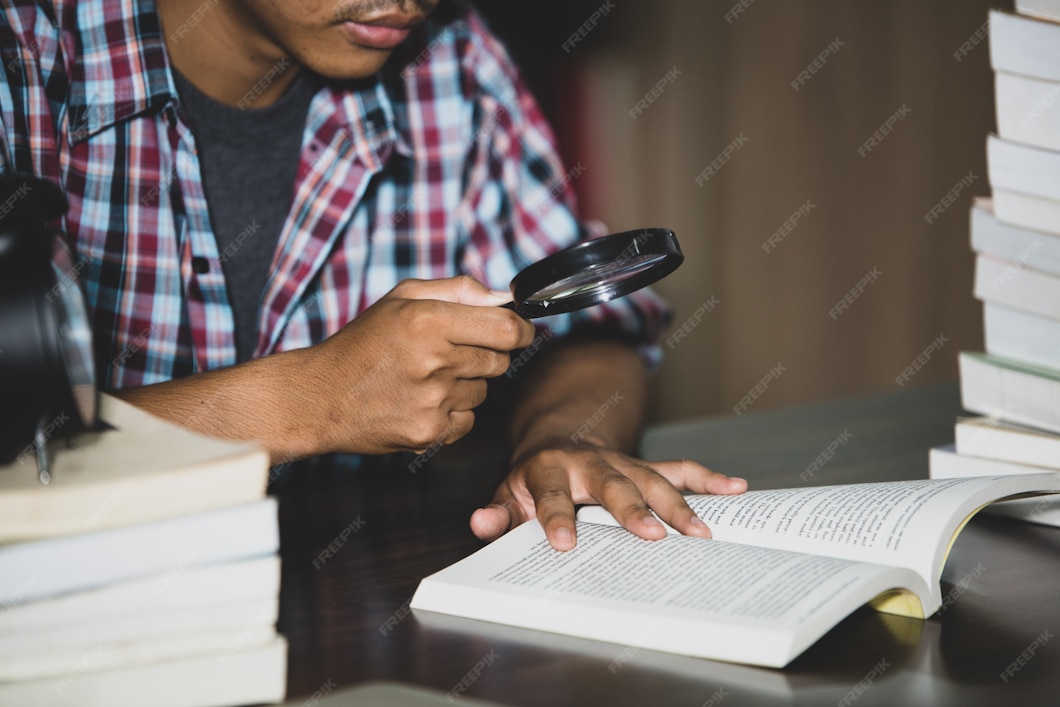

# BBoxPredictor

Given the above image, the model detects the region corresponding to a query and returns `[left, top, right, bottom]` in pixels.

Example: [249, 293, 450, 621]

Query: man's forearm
[110, 277, 536, 465]
[111, 347, 323, 464]
[509, 338, 648, 461]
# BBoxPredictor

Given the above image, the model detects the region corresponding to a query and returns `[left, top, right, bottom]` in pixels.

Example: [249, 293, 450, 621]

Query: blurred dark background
[470, 0, 1009, 423]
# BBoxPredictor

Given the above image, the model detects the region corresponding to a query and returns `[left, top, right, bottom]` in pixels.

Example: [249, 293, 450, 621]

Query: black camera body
[0, 175, 97, 473]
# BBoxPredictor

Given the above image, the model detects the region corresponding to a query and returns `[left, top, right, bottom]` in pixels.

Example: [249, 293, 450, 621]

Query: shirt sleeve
[0, 1, 69, 178]
[452, 9, 671, 368]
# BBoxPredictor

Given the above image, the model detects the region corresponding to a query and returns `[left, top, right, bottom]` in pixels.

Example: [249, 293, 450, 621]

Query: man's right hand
[307, 276, 536, 455]
[114, 276, 535, 463]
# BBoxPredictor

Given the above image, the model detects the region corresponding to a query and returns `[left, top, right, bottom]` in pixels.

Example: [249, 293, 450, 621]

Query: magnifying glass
[507, 228, 683, 319]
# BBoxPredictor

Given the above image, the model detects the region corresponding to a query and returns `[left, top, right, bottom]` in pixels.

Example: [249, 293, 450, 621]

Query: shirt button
[192, 257, 210, 274]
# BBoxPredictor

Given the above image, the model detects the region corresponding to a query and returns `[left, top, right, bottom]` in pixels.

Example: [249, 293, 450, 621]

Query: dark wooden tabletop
[274, 383, 1060, 707]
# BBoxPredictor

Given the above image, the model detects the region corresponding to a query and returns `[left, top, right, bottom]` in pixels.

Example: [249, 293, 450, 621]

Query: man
[0, 0, 745, 551]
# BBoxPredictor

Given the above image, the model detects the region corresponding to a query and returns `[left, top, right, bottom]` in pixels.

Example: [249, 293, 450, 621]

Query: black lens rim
[509, 228, 683, 319]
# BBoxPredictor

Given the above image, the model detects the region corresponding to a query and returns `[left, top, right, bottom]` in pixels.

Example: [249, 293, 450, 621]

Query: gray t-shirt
[173, 68, 317, 362]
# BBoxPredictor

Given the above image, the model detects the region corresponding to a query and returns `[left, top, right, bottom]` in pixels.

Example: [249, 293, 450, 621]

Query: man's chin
[297, 47, 395, 81]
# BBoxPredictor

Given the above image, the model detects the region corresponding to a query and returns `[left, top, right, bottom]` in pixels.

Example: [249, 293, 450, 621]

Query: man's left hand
[470, 440, 747, 551]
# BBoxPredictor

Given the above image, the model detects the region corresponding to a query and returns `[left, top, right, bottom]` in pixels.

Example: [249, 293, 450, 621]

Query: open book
[411, 474, 1058, 668]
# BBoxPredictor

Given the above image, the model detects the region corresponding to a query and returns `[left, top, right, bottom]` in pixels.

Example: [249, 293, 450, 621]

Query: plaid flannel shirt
[0, 0, 669, 392]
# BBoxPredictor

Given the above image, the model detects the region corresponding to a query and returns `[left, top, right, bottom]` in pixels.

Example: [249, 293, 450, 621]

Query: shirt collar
[67, 0, 173, 145]
[322, 74, 414, 170]
[66, 0, 413, 162]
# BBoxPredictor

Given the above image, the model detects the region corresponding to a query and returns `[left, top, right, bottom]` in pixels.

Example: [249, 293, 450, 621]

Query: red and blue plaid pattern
[1, 0, 670, 390]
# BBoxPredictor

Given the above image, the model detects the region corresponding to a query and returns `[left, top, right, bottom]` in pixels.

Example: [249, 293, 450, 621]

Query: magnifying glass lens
[509, 228, 683, 319]
[526, 253, 670, 303]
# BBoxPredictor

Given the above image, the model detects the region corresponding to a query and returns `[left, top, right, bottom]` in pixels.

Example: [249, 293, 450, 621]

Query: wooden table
[275, 383, 1060, 706]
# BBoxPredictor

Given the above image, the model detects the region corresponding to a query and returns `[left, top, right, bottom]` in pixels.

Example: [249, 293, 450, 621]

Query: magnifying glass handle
[501, 300, 538, 320]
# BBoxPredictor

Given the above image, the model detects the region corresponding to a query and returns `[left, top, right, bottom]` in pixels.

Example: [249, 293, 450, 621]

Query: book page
[412, 522, 924, 667]
[577, 474, 1058, 611]
[488, 523, 886, 623]
[688, 479, 957, 553]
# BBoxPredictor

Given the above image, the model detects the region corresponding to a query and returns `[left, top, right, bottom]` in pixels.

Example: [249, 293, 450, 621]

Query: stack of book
[0, 396, 286, 705]
[930, 0, 1060, 526]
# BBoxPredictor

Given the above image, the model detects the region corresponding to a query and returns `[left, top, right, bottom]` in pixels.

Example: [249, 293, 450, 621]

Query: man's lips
[341, 17, 417, 50]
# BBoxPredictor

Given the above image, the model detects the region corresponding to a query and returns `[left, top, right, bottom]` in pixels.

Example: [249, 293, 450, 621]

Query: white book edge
[973, 253, 1060, 321]
[0, 598, 279, 682]
[929, 444, 1060, 478]
[1016, 0, 1060, 23]
[956, 415, 1060, 468]
[995, 70, 1060, 153]
[0, 555, 281, 633]
[929, 446, 1060, 527]
[993, 188, 1060, 236]
[991, 9, 1060, 82]
[0, 499, 279, 605]
[987, 134, 1060, 202]
[0, 636, 287, 707]
[981, 303, 1060, 381]
[971, 197, 1060, 277]
[959, 352, 1060, 435]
